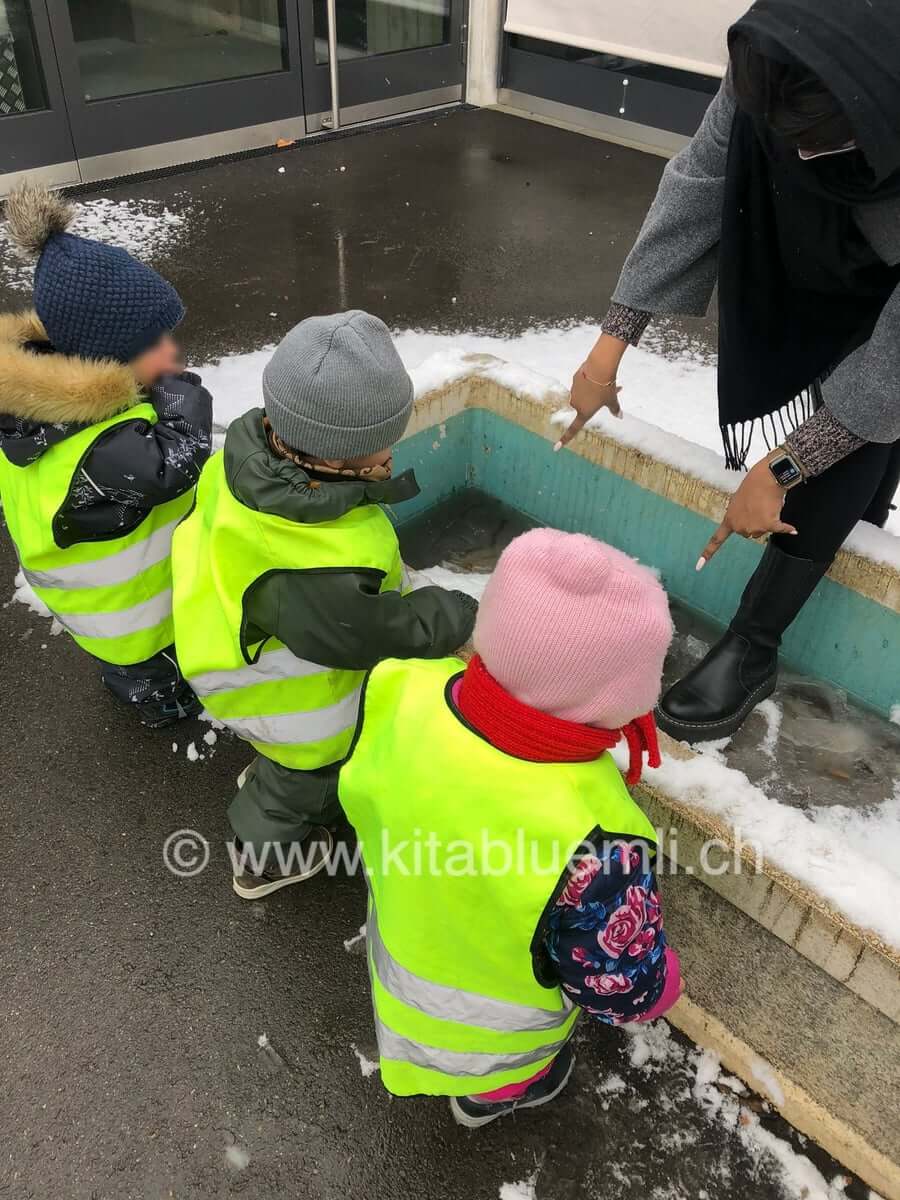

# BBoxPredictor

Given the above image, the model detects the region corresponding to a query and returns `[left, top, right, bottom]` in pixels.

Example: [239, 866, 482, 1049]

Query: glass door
[2, 0, 468, 183]
[0, 0, 77, 178]
[299, 0, 465, 130]
[42, 0, 306, 164]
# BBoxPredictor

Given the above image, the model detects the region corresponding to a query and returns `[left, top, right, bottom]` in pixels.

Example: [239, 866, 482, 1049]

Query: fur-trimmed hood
[0, 310, 140, 466]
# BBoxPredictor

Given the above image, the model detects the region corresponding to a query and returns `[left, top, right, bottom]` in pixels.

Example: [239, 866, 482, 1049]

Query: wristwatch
[767, 448, 805, 490]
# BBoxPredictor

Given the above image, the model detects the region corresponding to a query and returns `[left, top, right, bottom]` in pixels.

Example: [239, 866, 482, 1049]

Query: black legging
[773, 438, 900, 562]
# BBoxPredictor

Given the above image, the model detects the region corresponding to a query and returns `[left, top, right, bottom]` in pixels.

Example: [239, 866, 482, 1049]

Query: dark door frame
[298, 0, 466, 128]
[0, 0, 77, 174]
[2, 0, 469, 180]
[42, 0, 307, 160]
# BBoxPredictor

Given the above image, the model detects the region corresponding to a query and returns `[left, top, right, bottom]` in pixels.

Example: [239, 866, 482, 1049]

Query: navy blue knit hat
[5, 182, 184, 363]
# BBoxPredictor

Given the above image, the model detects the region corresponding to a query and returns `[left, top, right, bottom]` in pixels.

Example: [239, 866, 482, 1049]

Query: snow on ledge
[410, 346, 900, 574]
[610, 742, 900, 952]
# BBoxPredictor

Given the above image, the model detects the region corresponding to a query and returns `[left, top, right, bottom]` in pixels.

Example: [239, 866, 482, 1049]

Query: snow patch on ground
[343, 924, 367, 952]
[499, 1176, 538, 1200]
[350, 1043, 380, 1078]
[9, 571, 63, 634]
[620, 1023, 851, 1200]
[0, 196, 191, 292]
[693, 737, 732, 767]
[224, 1144, 250, 1170]
[10, 571, 50, 618]
[755, 699, 784, 760]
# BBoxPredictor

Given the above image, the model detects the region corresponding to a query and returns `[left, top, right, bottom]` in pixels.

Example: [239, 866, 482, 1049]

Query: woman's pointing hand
[554, 368, 622, 451]
[555, 333, 630, 452]
[697, 456, 798, 569]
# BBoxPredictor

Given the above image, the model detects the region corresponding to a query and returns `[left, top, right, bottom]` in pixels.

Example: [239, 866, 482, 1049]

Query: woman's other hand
[555, 333, 628, 451]
[697, 456, 798, 569]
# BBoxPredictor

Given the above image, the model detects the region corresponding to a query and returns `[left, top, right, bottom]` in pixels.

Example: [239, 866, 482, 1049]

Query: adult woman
[560, 0, 900, 743]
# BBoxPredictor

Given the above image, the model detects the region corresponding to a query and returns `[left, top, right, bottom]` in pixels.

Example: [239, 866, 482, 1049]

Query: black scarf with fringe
[717, 0, 900, 469]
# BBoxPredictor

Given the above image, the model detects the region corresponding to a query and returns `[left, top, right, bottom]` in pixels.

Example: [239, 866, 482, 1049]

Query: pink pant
[473, 1061, 553, 1102]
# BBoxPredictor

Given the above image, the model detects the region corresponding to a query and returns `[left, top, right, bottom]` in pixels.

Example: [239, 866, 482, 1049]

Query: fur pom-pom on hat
[4, 182, 75, 261]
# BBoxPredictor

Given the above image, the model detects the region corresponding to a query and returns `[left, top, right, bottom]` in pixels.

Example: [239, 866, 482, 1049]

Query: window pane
[0, 1, 49, 115]
[314, 0, 450, 65]
[65, 0, 289, 102]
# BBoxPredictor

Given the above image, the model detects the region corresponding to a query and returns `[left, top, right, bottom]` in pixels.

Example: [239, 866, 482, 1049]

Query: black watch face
[770, 455, 802, 487]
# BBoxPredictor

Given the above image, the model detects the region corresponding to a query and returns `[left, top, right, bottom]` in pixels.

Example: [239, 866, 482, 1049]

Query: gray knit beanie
[262, 311, 414, 459]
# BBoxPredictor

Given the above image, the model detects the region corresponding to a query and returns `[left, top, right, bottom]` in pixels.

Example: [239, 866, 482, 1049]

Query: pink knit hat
[473, 529, 673, 729]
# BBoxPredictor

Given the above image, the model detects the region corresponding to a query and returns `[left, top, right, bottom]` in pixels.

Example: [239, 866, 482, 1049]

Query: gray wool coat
[612, 82, 900, 445]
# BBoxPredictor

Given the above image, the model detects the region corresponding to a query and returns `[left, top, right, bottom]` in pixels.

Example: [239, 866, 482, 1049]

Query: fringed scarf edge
[720, 380, 823, 471]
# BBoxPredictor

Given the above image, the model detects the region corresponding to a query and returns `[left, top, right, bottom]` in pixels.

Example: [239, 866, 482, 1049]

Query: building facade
[0, 1, 735, 192]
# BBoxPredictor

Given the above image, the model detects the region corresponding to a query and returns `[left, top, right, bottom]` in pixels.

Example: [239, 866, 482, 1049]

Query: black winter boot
[655, 543, 829, 744]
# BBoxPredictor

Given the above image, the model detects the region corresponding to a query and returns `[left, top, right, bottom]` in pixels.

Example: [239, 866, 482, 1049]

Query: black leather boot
[656, 543, 830, 744]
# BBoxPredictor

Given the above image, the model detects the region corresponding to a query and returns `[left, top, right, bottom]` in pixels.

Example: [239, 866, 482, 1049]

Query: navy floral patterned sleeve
[545, 842, 671, 1024]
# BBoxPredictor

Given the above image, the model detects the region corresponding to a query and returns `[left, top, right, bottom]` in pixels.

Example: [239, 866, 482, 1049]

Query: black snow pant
[228, 755, 342, 860]
[99, 643, 188, 708]
[772, 437, 900, 563]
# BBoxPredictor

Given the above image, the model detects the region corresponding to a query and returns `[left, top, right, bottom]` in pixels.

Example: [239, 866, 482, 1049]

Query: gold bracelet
[581, 367, 618, 388]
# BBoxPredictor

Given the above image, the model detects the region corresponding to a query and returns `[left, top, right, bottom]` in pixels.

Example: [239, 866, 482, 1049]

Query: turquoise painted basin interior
[395, 408, 898, 717]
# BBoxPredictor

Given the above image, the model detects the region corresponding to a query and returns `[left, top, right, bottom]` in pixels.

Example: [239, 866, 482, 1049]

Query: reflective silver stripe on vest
[189, 647, 330, 698]
[22, 517, 181, 592]
[374, 1018, 571, 1079]
[369, 911, 572, 1033]
[52, 588, 173, 639]
[221, 686, 362, 746]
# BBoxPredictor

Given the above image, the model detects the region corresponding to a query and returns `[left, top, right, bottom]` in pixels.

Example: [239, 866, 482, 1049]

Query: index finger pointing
[697, 522, 731, 571]
[554, 412, 587, 451]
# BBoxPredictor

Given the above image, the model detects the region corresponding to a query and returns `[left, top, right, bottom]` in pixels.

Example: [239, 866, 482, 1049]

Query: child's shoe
[231, 829, 333, 900]
[449, 1042, 575, 1128]
[136, 682, 202, 728]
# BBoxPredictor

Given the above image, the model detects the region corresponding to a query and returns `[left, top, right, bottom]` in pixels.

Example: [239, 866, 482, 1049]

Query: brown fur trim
[0, 309, 139, 424]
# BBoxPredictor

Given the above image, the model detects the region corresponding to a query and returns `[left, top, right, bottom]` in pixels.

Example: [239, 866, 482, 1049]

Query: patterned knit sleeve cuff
[602, 302, 652, 347]
[784, 407, 866, 479]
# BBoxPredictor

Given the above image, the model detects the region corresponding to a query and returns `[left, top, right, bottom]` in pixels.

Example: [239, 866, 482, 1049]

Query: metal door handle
[326, 0, 341, 130]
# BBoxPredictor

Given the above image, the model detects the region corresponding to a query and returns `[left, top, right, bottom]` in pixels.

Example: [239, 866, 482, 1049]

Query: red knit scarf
[456, 655, 661, 786]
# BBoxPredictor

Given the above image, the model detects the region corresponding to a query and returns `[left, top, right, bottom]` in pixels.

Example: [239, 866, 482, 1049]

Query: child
[171, 311, 478, 898]
[0, 183, 212, 727]
[339, 528, 682, 1126]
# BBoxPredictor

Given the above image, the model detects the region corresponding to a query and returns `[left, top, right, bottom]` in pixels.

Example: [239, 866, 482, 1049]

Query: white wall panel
[504, 0, 749, 77]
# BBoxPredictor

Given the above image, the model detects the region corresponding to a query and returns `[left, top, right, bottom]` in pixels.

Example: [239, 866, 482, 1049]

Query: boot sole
[654, 675, 777, 745]
[449, 1055, 575, 1129]
[232, 830, 333, 900]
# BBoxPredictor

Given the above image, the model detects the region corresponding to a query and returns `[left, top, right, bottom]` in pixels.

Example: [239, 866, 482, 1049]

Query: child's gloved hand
[450, 590, 478, 660]
[451, 590, 479, 619]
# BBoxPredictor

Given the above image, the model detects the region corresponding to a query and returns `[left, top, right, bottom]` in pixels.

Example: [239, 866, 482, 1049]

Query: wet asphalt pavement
[0, 110, 857, 1199]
